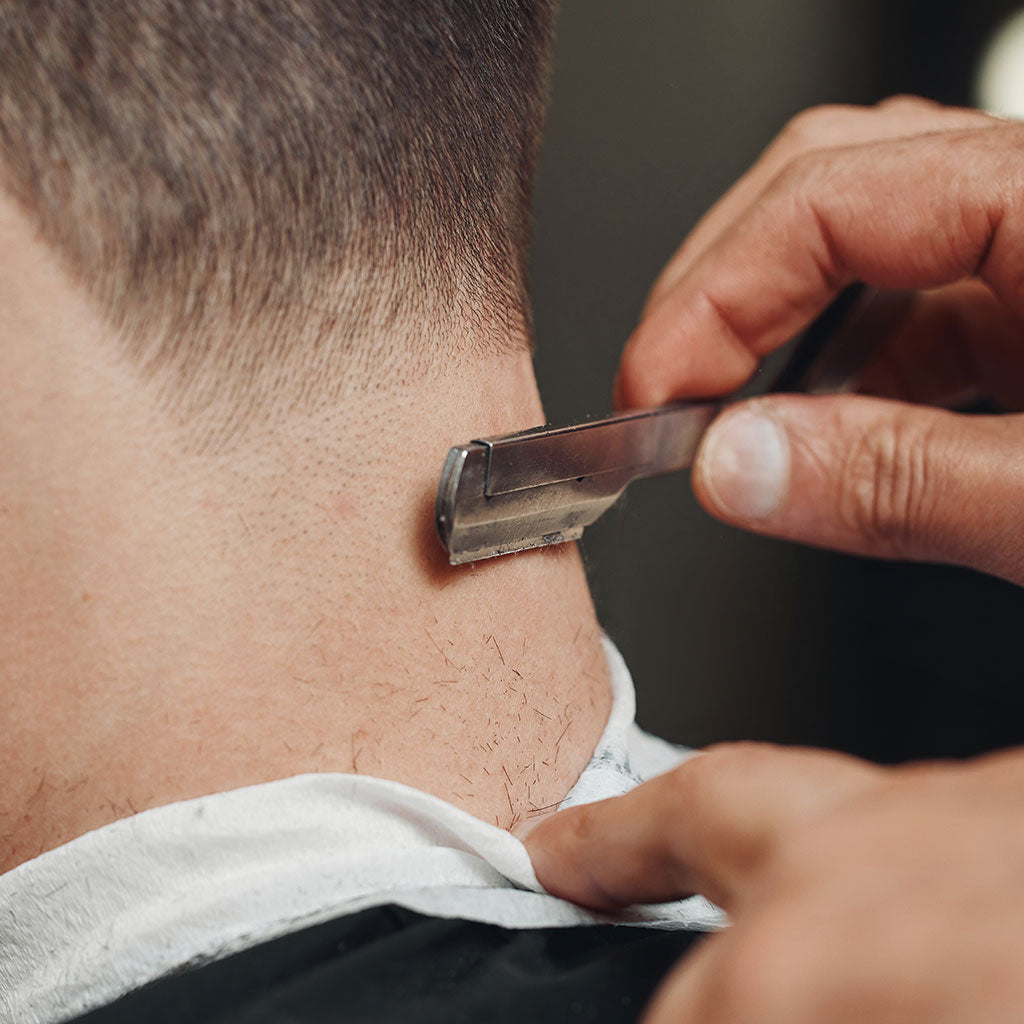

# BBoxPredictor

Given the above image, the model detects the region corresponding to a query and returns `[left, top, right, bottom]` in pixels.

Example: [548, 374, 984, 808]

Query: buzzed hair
[0, 1, 555, 429]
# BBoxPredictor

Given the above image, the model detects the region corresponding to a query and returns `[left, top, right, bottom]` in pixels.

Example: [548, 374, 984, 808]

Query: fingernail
[698, 408, 789, 521]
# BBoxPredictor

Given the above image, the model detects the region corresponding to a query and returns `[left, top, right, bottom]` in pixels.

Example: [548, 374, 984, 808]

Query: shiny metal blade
[435, 401, 721, 565]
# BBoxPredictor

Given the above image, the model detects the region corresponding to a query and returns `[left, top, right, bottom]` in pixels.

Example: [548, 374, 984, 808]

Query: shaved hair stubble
[0, 1, 555, 433]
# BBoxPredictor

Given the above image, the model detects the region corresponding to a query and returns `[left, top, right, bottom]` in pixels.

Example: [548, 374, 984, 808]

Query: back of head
[0, 1, 555, 437]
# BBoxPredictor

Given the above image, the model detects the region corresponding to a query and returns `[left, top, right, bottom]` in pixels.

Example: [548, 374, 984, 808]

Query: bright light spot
[977, 8, 1024, 117]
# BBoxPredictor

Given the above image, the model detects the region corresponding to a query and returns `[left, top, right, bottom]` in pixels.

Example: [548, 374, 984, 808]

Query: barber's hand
[525, 743, 1024, 1022]
[616, 96, 1024, 585]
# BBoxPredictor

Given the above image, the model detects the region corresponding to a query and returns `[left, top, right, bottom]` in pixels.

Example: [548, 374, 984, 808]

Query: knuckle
[662, 750, 745, 838]
[779, 104, 855, 153]
[876, 93, 938, 113]
[685, 742, 773, 797]
[702, 740, 775, 762]
[893, 758, 957, 787]
[665, 755, 712, 809]
[673, 743, 785, 876]
[772, 146, 835, 207]
[835, 415, 939, 555]
[873, 94, 993, 137]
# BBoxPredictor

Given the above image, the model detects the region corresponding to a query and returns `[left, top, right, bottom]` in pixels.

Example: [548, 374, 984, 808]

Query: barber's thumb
[693, 395, 1024, 585]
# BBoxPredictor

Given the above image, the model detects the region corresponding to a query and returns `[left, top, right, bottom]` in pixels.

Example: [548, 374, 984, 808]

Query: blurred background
[530, 0, 1024, 762]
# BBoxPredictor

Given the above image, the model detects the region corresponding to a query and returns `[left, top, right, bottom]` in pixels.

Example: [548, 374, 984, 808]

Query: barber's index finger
[523, 743, 880, 912]
[617, 123, 1024, 409]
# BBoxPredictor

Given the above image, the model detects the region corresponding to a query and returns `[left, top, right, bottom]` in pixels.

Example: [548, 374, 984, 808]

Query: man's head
[0, 0, 620, 872]
[0, 1, 555, 430]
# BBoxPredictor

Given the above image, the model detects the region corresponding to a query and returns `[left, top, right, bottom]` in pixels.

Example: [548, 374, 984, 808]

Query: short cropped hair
[0, 1, 555, 429]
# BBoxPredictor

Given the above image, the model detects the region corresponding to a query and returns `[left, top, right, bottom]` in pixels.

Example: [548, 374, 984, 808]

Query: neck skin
[0, 199, 612, 874]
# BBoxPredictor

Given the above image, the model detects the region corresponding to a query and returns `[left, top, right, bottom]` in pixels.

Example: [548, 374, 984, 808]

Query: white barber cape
[0, 638, 724, 1024]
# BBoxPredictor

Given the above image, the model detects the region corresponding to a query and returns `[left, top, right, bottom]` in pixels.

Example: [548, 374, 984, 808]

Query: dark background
[530, 0, 1024, 763]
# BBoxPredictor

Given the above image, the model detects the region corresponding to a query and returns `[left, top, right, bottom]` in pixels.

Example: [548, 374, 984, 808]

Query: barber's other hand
[524, 743, 1024, 1023]
[617, 97, 1024, 585]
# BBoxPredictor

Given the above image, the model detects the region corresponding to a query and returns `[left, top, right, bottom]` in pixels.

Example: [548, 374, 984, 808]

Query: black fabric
[70, 904, 704, 1023]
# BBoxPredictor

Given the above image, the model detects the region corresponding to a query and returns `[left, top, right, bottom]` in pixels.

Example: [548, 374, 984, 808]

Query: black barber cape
[71, 904, 703, 1023]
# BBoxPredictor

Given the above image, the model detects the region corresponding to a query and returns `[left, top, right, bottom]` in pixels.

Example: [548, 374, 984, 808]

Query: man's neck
[0, 209, 612, 873]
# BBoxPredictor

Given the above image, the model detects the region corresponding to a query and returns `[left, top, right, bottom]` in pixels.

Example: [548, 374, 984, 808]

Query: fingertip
[520, 827, 555, 887]
[696, 393, 1024, 581]
[620, 292, 761, 410]
[694, 404, 791, 525]
[520, 810, 573, 891]
[615, 331, 673, 410]
[521, 807, 626, 911]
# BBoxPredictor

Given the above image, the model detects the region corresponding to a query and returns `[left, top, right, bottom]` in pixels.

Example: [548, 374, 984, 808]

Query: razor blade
[435, 402, 721, 564]
[435, 285, 914, 565]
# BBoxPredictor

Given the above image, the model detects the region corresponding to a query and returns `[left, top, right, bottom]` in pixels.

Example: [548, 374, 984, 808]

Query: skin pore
[0, 194, 612, 874]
